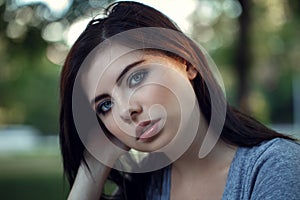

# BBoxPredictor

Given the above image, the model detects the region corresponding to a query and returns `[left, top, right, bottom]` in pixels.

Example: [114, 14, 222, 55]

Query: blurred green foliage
[0, 4, 60, 135]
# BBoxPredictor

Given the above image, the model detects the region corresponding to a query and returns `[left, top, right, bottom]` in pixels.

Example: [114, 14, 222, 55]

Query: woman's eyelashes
[96, 70, 148, 115]
[97, 99, 114, 115]
[127, 70, 148, 87]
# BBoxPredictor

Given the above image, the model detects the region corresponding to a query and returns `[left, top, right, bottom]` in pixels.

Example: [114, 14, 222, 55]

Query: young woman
[60, 1, 300, 199]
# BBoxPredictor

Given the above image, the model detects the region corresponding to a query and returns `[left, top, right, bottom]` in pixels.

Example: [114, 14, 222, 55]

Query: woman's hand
[68, 134, 130, 200]
[67, 151, 111, 200]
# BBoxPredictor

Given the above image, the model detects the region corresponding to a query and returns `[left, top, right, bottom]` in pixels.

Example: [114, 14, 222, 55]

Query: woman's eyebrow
[91, 93, 109, 106]
[116, 59, 145, 86]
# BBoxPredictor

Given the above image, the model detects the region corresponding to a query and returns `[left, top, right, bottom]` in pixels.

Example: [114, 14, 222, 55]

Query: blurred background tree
[190, 0, 300, 126]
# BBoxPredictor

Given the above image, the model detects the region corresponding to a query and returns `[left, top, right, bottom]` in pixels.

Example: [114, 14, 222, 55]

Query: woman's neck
[170, 136, 237, 200]
[172, 132, 237, 180]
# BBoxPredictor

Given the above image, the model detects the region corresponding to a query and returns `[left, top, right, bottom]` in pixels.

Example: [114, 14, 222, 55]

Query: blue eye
[97, 99, 113, 115]
[128, 70, 148, 87]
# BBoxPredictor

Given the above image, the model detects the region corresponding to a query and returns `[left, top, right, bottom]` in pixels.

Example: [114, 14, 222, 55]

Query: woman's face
[84, 43, 197, 152]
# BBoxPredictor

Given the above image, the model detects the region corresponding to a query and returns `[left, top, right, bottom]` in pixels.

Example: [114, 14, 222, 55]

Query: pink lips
[135, 119, 161, 142]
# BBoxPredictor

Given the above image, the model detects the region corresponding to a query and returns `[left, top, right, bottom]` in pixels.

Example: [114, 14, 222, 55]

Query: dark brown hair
[60, 1, 294, 199]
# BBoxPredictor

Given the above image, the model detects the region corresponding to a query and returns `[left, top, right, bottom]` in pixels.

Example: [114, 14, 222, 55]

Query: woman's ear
[186, 65, 198, 80]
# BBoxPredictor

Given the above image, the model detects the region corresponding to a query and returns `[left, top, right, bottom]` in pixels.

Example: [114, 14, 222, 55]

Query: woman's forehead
[80, 42, 182, 102]
[81, 43, 145, 100]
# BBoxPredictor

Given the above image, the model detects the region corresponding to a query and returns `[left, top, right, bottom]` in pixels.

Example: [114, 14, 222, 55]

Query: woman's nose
[119, 103, 142, 123]
[112, 90, 142, 123]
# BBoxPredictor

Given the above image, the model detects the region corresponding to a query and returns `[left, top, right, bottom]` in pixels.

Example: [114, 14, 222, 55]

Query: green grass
[0, 151, 69, 200]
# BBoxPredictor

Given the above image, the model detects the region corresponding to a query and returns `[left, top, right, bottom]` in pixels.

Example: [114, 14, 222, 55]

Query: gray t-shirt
[149, 138, 300, 199]
[222, 138, 300, 200]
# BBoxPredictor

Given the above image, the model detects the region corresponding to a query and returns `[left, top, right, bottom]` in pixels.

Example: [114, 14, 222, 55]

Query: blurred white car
[0, 125, 41, 152]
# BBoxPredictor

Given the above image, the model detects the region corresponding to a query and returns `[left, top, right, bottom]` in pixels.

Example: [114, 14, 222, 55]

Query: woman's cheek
[139, 84, 171, 103]
[102, 117, 121, 137]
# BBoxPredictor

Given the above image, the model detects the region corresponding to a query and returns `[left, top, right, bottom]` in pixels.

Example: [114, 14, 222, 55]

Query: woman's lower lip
[137, 120, 160, 142]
